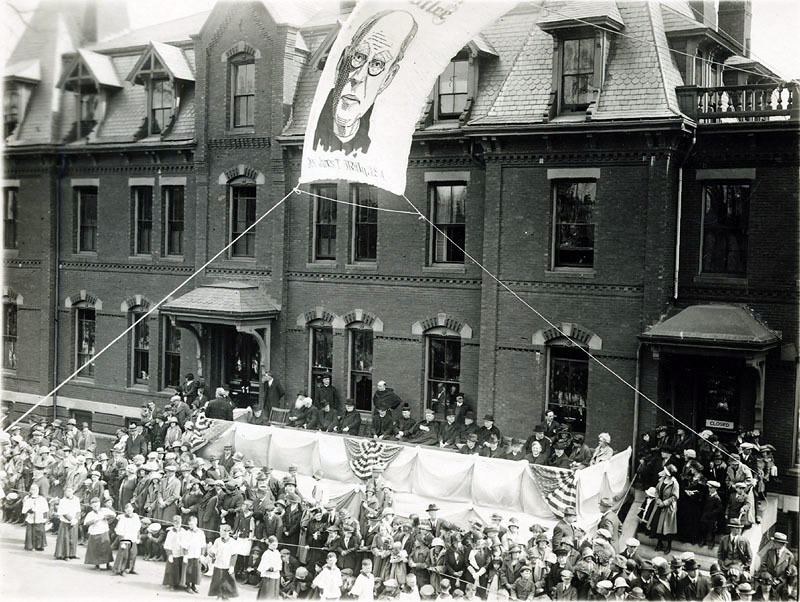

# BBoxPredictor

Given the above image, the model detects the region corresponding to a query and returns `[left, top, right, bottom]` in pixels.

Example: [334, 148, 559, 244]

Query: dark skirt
[113, 540, 137, 574]
[163, 556, 185, 587]
[209, 567, 239, 599]
[84, 532, 114, 565]
[185, 558, 202, 586]
[24, 523, 46, 550]
[257, 576, 281, 599]
[54, 522, 78, 558]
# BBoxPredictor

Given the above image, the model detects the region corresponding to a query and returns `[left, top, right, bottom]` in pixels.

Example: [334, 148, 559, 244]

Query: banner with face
[300, 1, 513, 195]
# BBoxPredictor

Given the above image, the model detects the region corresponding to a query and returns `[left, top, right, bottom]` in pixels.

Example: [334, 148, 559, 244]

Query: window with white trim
[552, 180, 596, 268]
[3, 188, 18, 250]
[425, 331, 461, 412]
[700, 183, 749, 275]
[430, 183, 466, 264]
[231, 58, 255, 128]
[163, 318, 181, 388]
[130, 310, 149, 385]
[229, 182, 256, 258]
[2, 302, 17, 371]
[351, 184, 377, 262]
[4, 86, 20, 138]
[548, 343, 588, 433]
[348, 323, 373, 412]
[309, 321, 333, 402]
[312, 184, 337, 261]
[75, 187, 98, 253]
[75, 306, 96, 378]
[133, 186, 153, 255]
[437, 53, 469, 118]
[561, 37, 594, 112]
[163, 185, 184, 256]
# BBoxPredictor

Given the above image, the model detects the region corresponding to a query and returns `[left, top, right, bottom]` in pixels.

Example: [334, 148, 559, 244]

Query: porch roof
[161, 281, 280, 324]
[640, 304, 780, 351]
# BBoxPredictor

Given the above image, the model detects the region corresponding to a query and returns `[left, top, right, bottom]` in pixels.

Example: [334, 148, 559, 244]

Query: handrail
[676, 82, 798, 124]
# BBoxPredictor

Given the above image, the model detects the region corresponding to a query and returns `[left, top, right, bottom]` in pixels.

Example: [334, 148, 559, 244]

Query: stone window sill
[423, 264, 467, 274]
[306, 261, 339, 271]
[693, 274, 748, 287]
[345, 263, 378, 272]
[544, 269, 596, 281]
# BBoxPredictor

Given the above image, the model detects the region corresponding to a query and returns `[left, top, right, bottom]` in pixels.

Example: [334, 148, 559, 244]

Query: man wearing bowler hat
[476, 414, 502, 448]
[425, 503, 454, 538]
[597, 497, 622, 550]
[676, 557, 711, 600]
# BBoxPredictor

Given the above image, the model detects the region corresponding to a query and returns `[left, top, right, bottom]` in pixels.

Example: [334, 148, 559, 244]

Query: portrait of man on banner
[313, 10, 418, 157]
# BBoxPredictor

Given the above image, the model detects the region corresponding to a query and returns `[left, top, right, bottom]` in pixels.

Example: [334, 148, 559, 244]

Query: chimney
[688, 0, 717, 29]
[340, 1, 357, 16]
[717, 0, 752, 57]
[81, 0, 98, 44]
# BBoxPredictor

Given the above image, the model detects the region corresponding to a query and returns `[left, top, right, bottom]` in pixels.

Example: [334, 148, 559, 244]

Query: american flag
[529, 464, 577, 518]
[343, 437, 403, 480]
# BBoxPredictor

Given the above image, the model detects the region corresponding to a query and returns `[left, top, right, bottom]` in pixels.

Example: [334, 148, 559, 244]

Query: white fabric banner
[198, 422, 631, 532]
[299, 0, 514, 194]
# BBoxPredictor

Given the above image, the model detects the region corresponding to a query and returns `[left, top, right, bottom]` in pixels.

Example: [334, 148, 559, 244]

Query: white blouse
[115, 514, 142, 543]
[210, 537, 238, 569]
[182, 529, 207, 559]
[56, 496, 81, 523]
[22, 495, 49, 524]
[257, 548, 282, 578]
[84, 510, 111, 535]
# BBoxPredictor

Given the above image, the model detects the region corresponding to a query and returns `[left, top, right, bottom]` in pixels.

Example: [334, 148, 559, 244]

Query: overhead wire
[7, 188, 299, 430]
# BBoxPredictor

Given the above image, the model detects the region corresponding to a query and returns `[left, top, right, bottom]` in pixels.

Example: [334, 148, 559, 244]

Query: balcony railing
[677, 83, 799, 125]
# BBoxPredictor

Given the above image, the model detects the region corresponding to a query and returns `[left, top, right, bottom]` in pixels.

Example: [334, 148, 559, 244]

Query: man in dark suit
[330, 399, 361, 435]
[543, 410, 560, 440]
[551, 506, 578, 550]
[256, 370, 285, 417]
[650, 563, 674, 601]
[676, 558, 711, 601]
[125, 423, 148, 459]
[597, 497, 622, 550]
[762, 531, 794, 586]
[425, 504, 454, 538]
[717, 518, 752, 570]
[205, 389, 234, 421]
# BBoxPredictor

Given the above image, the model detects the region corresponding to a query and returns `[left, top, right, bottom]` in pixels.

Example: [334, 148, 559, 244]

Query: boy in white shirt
[350, 558, 376, 601]
[313, 552, 343, 600]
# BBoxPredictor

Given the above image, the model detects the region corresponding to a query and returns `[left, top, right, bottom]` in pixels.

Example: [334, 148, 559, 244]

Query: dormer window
[59, 50, 121, 141]
[437, 53, 469, 119]
[65, 61, 100, 138]
[3, 87, 20, 138]
[561, 38, 594, 112]
[126, 42, 194, 137]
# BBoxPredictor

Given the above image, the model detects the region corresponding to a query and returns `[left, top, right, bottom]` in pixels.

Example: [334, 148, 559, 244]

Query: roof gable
[126, 41, 195, 84]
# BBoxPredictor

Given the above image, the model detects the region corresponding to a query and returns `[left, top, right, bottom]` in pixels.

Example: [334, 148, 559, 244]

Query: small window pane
[164, 320, 181, 388]
[438, 57, 469, 117]
[132, 312, 149, 384]
[233, 61, 255, 127]
[77, 188, 98, 252]
[165, 186, 184, 256]
[352, 185, 377, 262]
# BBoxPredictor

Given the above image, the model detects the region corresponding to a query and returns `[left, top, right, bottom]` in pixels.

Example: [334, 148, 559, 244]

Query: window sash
[548, 346, 588, 433]
[233, 62, 255, 127]
[352, 185, 377, 262]
[4, 188, 18, 250]
[553, 181, 596, 268]
[561, 38, 594, 111]
[2, 303, 17, 370]
[313, 185, 337, 260]
[150, 79, 174, 134]
[426, 336, 461, 409]
[701, 183, 749, 275]
[132, 313, 149, 384]
[231, 186, 257, 257]
[77, 188, 98, 252]
[134, 187, 153, 254]
[431, 184, 466, 263]
[164, 186, 184, 256]
[349, 328, 373, 412]
[76, 308, 96, 378]
[438, 58, 469, 117]
[310, 325, 333, 400]
[164, 320, 181, 388]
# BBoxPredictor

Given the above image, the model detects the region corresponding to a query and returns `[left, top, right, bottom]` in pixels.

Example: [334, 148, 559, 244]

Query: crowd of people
[0, 372, 797, 601]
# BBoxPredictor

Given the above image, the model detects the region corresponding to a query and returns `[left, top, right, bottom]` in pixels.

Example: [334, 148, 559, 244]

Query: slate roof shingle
[162, 282, 281, 317]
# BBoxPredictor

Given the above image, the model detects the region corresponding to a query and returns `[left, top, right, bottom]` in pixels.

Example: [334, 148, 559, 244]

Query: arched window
[75, 303, 96, 379]
[424, 326, 461, 412]
[547, 339, 588, 434]
[230, 53, 255, 128]
[228, 176, 257, 257]
[2, 301, 17, 371]
[130, 307, 150, 386]
[308, 319, 333, 402]
[348, 322, 373, 411]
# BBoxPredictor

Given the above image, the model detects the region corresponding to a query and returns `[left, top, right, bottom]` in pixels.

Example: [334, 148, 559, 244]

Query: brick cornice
[60, 261, 193, 274]
[286, 271, 481, 287]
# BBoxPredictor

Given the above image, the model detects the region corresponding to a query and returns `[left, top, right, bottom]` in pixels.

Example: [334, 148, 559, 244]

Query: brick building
[3, 0, 798, 519]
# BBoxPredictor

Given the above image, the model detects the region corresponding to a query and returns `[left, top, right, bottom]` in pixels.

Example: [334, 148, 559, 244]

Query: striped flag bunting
[529, 464, 577, 518]
[343, 437, 403, 480]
